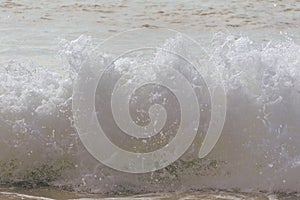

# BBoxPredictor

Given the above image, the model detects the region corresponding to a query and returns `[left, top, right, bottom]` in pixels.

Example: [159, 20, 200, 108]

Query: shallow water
[1, 0, 300, 62]
[1, 0, 300, 198]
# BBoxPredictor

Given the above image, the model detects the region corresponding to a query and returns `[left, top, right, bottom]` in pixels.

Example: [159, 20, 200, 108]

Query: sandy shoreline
[0, 187, 299, 200]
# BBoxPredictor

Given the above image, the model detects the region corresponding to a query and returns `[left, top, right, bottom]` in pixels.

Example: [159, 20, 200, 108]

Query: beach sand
[0, 187, 299, 200]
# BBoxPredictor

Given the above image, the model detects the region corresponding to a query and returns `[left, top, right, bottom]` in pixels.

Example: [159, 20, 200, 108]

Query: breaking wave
[0, 32, 300, 193]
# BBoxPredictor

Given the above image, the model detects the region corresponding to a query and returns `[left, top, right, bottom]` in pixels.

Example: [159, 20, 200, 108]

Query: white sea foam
[0, 33, 300, 193]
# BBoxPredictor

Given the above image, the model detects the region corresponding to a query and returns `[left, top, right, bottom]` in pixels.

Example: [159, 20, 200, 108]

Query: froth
[0, 33, 300, 193]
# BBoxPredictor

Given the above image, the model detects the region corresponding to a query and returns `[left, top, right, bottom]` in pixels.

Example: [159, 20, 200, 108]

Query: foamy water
[1, 0, 300, 198]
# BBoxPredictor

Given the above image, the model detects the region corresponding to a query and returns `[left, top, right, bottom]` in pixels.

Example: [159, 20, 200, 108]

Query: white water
[0, 32, 300, 193]
[1, 0, 300, 195]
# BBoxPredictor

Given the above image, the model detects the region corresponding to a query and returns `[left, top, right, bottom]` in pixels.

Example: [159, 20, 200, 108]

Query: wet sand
[0, 187, 299, 200]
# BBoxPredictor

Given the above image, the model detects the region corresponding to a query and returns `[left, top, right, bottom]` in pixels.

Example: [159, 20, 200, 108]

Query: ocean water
[1, 0, 300, 199]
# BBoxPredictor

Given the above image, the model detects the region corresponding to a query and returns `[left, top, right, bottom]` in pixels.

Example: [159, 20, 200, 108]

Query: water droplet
[268, 164, 274, 168]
